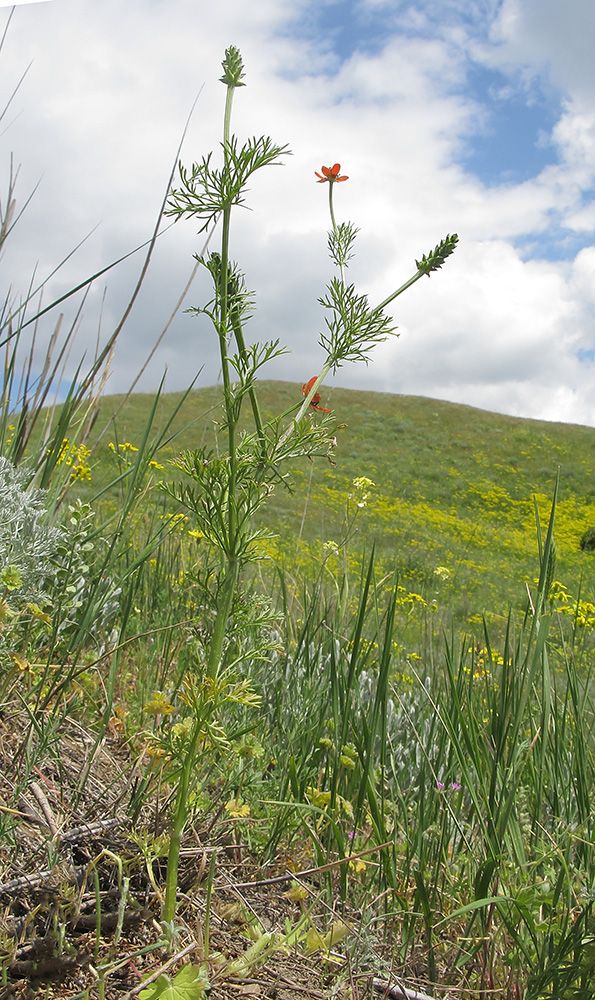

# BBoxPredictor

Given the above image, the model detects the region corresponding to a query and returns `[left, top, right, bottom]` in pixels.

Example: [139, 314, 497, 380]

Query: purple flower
[436, 781, 445, 790]
[451, 782, 462, 790]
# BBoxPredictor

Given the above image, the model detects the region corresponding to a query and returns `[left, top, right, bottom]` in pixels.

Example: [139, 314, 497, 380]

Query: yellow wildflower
[349, 476, 375, 508]
[225, 799, 251, 818]
[284, 881, 309, 901]
[144, 691, 175, 716]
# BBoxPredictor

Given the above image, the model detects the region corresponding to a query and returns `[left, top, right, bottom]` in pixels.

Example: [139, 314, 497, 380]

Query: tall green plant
[159, 44, 457, 927]
[164, 46, 457, 677]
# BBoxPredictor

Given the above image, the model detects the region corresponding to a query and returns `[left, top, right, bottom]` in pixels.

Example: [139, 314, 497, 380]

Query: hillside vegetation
[87, 381, 595, 631]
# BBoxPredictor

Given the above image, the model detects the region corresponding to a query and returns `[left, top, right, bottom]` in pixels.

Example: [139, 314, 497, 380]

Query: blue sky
[1, 0, 595, 425]
[461, 64, 559, 185]
[292, 2, 558, 183]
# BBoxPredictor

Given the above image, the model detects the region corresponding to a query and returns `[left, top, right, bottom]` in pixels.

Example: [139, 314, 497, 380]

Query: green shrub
[580, 525, 595, 551]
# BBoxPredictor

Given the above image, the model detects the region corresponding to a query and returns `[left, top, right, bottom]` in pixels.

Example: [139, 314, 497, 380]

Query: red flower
[314, 163, 348, 184]
[302, 376, 331, 412]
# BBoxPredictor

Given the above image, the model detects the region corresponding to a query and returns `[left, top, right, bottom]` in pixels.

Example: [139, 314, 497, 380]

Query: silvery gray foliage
[0, 460, 121, 651]
[358, 669, 441, 788]
[260, 638, 332, 737]
[0, 456, 62, 604]
[51, 499, 122, 640]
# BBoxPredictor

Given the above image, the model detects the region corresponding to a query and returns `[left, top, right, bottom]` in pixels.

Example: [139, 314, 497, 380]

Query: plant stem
[162, 723, 202, 925]
[328, 181, 338, 235]
[223, 80, 235, 150]
[373, 269, 425, 313]
[162, 62, 251, 928]
[328, 182, 345, 286]
[230, 311, 267, 461]
[207, 556, 239, 676]
[210, 79, 240, 681]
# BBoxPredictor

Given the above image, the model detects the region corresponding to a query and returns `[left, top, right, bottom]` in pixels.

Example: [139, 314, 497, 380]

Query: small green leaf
[321, 920, 351, 950]
[1, 564, 22, 591]
[304, 926, 326, 953]
[138, 964, 208, 1000]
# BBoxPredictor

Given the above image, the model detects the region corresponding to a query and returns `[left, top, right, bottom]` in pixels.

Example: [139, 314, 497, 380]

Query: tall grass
[4, 382, 595, 997]
[0, 25, 209, 884]
[235, 492, 594, 997]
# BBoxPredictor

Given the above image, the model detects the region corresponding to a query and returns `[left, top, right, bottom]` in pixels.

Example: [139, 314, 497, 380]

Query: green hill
[86, 381, 595, 629]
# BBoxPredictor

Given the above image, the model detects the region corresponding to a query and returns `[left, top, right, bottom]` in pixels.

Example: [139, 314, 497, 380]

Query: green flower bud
[220, 46, 246, 88]
[416, 233, 459, 275]
[1, 565, 22, 591]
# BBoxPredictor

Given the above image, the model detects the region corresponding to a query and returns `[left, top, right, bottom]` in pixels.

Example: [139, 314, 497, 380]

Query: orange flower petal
[314, 163, 348, 183]
[302, 377, 331, 411]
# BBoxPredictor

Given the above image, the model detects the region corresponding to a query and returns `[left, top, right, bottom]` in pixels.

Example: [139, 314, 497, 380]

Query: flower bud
[220, 46, 246, 88]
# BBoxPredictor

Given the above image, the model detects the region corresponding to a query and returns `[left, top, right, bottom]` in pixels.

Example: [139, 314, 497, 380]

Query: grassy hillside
[6, 383, 595, 997]
[85, 381, 595, 631]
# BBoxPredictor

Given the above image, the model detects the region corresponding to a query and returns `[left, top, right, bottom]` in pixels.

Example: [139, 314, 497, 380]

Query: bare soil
[0, 711, 441, 1000]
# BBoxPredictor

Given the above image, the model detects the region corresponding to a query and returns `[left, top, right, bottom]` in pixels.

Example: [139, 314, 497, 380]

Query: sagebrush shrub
[0, 456, 61, 605]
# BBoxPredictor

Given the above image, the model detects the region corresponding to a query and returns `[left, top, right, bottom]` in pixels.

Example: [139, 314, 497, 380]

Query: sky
[1, 0, 595, 425]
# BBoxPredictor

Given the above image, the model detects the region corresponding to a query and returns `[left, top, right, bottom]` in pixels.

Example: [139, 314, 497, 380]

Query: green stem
[223, 82, 235, 149]
[230, 311, 267, 462]
[162, 783, 187, 925]
[162, 723, 202, 925]
[328, 182, 345, 286]
[203, 852, 217, 960]
[221, 62, 266, 466]
[328, 180, 338, 235]
[217, 81, 239, 666]
[219, 210, 237, 551]
[162, 574, 236, 924]
[206, 556, 239, 676]
[373, 269, 425, 313]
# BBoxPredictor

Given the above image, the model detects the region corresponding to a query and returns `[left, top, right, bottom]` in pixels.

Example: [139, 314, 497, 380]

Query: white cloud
[371, 240, 595, 424]
[0, 0, 594, 427]
[490, 0, 595, 101]
[551, 106, 595, 188]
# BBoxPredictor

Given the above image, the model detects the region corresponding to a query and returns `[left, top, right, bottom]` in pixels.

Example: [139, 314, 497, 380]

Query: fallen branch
[227, 840, 393, 890]
[372, 976, 441, 1000]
